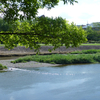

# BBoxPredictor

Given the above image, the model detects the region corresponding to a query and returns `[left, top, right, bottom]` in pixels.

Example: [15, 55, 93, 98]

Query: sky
[38, 0, 100, 25]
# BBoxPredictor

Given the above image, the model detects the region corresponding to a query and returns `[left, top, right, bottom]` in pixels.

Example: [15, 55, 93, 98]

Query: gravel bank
[0, 59, 59, 68]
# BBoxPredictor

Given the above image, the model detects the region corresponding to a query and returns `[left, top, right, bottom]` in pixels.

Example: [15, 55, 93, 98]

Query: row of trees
[86, 25, 100, 42]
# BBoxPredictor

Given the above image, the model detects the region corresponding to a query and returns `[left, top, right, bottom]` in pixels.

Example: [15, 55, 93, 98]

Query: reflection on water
[0, 64, 100, 100]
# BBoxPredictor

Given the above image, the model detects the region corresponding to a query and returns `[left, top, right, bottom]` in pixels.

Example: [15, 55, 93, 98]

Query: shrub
[82, 49, 97, 54]
[93, 55, 100, 62]
[50, 62, 55, 64]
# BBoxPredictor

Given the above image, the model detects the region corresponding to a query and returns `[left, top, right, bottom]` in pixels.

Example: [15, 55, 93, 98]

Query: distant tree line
[86, 26, 100, 43]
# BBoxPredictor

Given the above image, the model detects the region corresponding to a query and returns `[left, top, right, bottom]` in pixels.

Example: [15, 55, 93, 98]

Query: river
[0, 58, 100, 100]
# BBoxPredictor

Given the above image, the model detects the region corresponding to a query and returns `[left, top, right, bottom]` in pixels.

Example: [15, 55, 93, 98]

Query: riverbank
[0, 59, 59, 69]
[1, 45, 100, 56]
[1, 45, 100, 69]
[10, 53, 100, 65]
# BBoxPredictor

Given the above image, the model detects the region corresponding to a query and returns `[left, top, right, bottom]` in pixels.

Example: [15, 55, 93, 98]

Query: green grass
[0, 44, 5, 46]
[70, 49, 100, 54]
[81, 43, 100, 46]
[1, 43, 100, 47]
[11, 53, 100, 65]
[0, 64, 7, 70]
[40, 43, 100, 46]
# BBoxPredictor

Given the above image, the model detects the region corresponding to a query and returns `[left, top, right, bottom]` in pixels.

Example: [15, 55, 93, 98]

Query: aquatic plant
[0, 64, 7, 70]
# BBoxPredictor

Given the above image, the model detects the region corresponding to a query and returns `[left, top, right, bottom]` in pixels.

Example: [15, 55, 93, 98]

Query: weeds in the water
[0, 64, 7, 70]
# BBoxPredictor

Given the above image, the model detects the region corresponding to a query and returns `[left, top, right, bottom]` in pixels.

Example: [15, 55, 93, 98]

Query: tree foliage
[86, 26, 100, 42]
[0, 18, 10, 31]
[0, 17, 87, 51]
[92, 22, 100, 30]
[0, 0, 87, 52]
[0, 0, 78, 22]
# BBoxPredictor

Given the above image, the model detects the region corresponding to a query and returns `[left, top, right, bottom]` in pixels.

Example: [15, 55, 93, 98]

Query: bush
[93, 55, 100, 62]
[50, 62, 55, 64]
[82, 49, 97, 54]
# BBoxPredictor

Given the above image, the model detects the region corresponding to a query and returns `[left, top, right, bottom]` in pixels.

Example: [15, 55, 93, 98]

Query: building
[82, 22, 100, 30]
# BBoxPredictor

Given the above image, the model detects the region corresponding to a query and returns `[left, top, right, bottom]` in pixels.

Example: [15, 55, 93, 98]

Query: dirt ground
[1, 45, 100, 57]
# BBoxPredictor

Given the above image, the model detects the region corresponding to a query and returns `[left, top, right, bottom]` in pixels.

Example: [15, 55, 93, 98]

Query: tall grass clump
[11, 56, 33, 63]
[0, 64, 7, 70]
[11, 54, 99, 64]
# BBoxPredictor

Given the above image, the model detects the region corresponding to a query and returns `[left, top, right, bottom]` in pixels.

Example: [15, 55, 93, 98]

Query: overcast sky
[38, 0, 100, 25]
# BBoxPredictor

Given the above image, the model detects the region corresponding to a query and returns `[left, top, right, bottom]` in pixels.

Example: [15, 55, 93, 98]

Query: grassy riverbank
[70, 49, 100, 54]
[11, 49, 100, 64]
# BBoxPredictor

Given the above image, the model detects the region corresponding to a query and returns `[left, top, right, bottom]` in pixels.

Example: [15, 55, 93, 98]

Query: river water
[0, 62, 100, 100]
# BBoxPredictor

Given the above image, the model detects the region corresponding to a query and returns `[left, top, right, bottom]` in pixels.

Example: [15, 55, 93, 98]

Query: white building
[82, 22, 100, 30]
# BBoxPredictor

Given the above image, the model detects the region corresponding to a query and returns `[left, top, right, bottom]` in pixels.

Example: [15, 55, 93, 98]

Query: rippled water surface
[0, 64, 100, 100]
